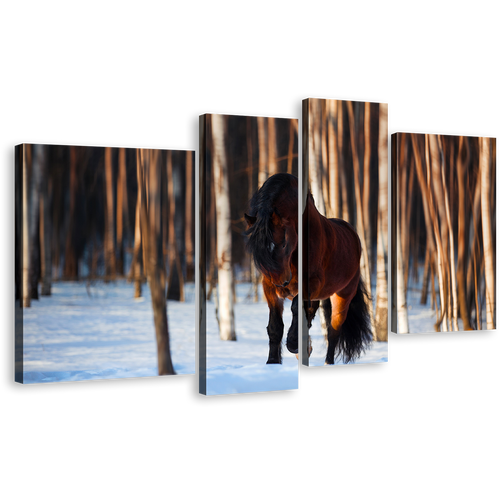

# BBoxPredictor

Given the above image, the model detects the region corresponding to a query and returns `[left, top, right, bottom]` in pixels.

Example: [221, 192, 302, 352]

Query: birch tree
[374, 103, 388, 341]
[137, 149, 175, 375]
[480, 137, 495, 329]
[211, 115, 236, 341]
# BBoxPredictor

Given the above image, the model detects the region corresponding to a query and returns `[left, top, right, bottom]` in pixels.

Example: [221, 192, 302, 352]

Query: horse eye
[282, 242, 286, 249]
[269, 242, 275, 253]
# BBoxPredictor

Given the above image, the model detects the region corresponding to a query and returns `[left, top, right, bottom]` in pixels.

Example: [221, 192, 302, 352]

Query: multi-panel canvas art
[391, 133, 496, 333]
[15, 144, 195, 383]
[199, 114, 299, 395]
[14, 108, 495, 392]
[302, 98, 389, 365]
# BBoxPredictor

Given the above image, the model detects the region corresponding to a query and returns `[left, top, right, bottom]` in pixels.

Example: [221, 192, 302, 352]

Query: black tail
[336, 276, 372, 364]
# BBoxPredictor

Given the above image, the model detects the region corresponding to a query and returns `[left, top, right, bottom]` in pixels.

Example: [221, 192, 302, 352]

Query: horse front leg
[285, 295, 299, 354]
[263, 278, 284, 364]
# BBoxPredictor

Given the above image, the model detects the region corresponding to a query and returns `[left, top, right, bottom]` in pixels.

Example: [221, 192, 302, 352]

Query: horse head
[245, 208, 297, 289]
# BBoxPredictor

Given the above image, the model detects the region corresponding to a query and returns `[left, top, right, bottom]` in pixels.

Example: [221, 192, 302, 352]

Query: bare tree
[137, 149, 175, 375]
[374, 103, 388, 341]
[211, 115, 236, 341]
[480, 137, 495, 329]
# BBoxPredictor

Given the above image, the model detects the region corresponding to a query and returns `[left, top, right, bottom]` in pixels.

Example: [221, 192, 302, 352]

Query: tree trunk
[396, 135, 409, 333]
[185, 151, 195, 282]
[480, 137, 495, 329]
[268, 117, 278, 176]
[328, 100, 340, 219]
[257, 116, 268, 188]
[166, 150, 185, 301]
[346, 101, 372, 322]
[456, 138, 472, 329]
[211, 115, 236, 341]
[137, 149, 175, 375]
[104, 147, 116, 281]
[374, 103, 388, 341]
[39, 145, 52, 296]
[63, 146, 79, 279]
[116, 148, 127, 275]
[22, 145, 30, 308]
[29, 144, 43, 300]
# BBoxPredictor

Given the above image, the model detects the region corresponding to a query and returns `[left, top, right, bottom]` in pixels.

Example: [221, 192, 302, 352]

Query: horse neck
[305, 196, 337, 245]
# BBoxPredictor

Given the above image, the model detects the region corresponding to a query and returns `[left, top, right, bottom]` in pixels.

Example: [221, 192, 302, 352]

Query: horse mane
[245, 173, 297, 274]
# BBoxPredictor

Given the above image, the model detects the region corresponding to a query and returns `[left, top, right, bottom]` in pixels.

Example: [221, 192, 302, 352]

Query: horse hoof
[295, 353, 299, 360]
[266, 358, 282, 365]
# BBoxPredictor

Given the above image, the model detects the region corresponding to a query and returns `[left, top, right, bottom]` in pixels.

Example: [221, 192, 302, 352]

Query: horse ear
[244, 213, 257, 227]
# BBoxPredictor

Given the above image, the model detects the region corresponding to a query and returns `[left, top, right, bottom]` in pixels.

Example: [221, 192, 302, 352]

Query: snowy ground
[204, 283, 387, 396]
[19, 281, 196, 384]
[403, 267, 487, 333]
[20, 278, 388, 390]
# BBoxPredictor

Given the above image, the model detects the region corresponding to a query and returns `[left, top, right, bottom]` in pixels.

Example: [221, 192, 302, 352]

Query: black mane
[245, 173, 297, 274]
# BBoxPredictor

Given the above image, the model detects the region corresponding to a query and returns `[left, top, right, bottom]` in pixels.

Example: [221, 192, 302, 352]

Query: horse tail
[336, 275, 373, 363]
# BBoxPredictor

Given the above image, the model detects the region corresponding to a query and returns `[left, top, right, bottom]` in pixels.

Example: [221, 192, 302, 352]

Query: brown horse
[303, 192, 372, 364]
[245, 173, 371, 365]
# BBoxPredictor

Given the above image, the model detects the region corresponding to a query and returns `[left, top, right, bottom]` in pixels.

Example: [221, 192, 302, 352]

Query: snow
[404, 269, 486, 333]
[20, 280, 196, 384]
[21, 279, 387, 390]
[203, 282, 388, 395]
[204, 283, 298, 395]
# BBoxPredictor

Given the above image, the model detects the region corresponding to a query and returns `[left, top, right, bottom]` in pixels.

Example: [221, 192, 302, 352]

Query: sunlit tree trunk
[328, 100, 340, 219]
[346, 101, 372, 322]
[480, 137, 495, 329]
[104, 147, 116, 281]
[257, 116, 268, 188]
[131, 180, 142, 298]
[268, 117, 278, 176]
[309, 100, 325, 215]
[137, 149, 175, 375]
[211, 115, 236, 340]
[375, 103, 388, 341]
[363, 102, 372, 266]
[287, 120, 296, 175]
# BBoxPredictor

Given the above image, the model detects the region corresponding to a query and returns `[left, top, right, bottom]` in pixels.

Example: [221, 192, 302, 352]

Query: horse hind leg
[325, 295, 350, 365]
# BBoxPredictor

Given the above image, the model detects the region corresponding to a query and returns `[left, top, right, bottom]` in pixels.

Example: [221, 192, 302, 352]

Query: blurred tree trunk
[337, 102, 350, 222]
[457, 135, 472, 330]
[287, 120, 296, 175]
[247, 117, 259, 302]
[22, 145, 30, 307]
[211, 115, 236, 341]
[439, 136, 459, 330]
[363, 102, 372, 266]
[480, 137, 495, 329]
[39, 145, 52, 296]
[374, 103, 388, 341]
[166, 150, 184, 301]
[131, 182, 143, 298]
[185, 151, 195, 282]
[396, 135, 409, 333]
[257, 116, 268, 188]
[268, 117, 278, 176]
[346, 101, 372, 322]
[116, 148, 128, 275]
[104, 147, 116, 281]
[63, 147, 79, 279]
[137, 149, 175, 375]
[309, 100, 325, 215]
[29, 144, 43, 300]
[328, 100, 340, 219]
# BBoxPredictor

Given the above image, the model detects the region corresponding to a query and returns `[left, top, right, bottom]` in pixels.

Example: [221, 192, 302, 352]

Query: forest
[200, 114, 298, 338]
[304, 98, 389, 344]
[15, 144, 195, 379]
[392, 134, 496, 333]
